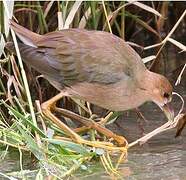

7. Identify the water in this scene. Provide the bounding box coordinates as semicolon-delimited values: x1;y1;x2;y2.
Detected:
0;150;33;179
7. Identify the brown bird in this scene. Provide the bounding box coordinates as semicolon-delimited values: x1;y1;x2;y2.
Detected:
6;20;174;149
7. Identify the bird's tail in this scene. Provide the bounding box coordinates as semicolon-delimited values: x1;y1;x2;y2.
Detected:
9;20;42;47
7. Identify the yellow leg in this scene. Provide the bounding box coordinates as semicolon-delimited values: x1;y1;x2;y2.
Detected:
41;92;127;151
73;112;113;134
74;126;91;133
54;107;127;146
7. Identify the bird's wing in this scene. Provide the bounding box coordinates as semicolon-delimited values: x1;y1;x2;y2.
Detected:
7;25;145;88
33;29;145;87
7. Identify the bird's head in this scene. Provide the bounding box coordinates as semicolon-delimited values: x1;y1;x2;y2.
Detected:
142;70;174;120
152;76;174;120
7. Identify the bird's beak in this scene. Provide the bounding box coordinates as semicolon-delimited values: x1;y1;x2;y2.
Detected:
162;103;174;121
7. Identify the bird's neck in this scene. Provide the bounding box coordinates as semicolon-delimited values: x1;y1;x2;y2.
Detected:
138;70;159;99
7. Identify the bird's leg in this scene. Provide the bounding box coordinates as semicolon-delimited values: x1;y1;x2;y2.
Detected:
73;112;113;133
135;108;147;136
72;112;113;135
41;92;81;140
41;92;127;150
73;112;115;134
54;107;127;146
74;126;91;133
42;93;114;149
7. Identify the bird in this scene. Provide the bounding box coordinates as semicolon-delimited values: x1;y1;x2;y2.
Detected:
6;20;174;150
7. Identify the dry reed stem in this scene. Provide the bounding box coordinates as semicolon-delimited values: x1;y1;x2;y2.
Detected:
175;64;186;86
3;0;38;128
145;10;186;53
128;113;185;148
149;9;186;68
102;0;112;34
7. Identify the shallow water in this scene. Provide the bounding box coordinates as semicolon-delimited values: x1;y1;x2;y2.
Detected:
76;137;186;180
0;150;32;179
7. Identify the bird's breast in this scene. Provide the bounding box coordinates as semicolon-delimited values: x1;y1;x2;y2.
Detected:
65;81;148;111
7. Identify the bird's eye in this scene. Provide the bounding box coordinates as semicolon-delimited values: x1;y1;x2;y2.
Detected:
163;92;169;98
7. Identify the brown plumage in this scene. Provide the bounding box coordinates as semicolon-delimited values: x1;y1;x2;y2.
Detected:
6;20;173;117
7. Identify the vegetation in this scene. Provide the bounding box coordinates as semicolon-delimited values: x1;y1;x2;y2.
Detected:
0;1;185;179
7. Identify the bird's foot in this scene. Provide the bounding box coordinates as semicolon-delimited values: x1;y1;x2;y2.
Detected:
41;92;128;153
54;135;127;153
